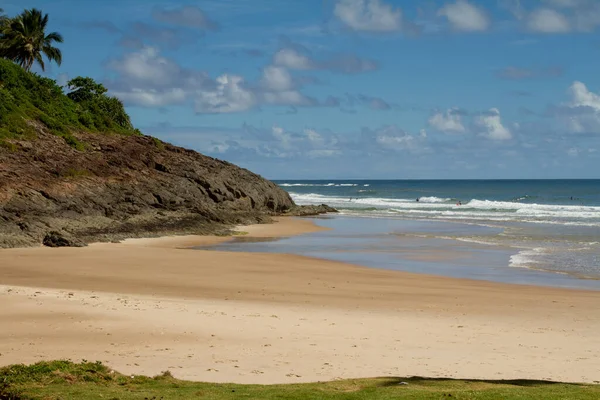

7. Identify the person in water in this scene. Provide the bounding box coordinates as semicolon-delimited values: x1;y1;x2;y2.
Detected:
456;201;462;206
416;197;419;202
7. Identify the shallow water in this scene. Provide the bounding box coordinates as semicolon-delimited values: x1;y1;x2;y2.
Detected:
197;216;600;291
278;180;600;279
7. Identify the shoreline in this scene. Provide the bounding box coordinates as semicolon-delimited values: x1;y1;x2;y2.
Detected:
1;216;599;384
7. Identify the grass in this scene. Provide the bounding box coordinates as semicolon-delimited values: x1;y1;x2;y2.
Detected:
59;167;93;178
0;361;598;400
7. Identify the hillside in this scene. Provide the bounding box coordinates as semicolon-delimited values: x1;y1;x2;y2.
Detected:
0;59;329;248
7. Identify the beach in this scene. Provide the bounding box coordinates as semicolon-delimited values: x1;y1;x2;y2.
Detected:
1;217;600;384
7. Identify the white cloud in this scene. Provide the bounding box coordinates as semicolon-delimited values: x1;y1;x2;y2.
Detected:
273;48;314;70
527;8;571;32
264;126;336;157
112;88;187;107
363;125;427;153
261;66;294;91
518;1;600;33
334;0;403;32
262;90;315;106
195;74;257;113
562;81;600;133
428;108;466;133
108;47;324;111
376;134;415;150
437;0;491;32
107;46;213;107
473;108;512;140
304;128;325;146
109;47;180;84
569;81;600;108
152;6;218;30
273;45;378;74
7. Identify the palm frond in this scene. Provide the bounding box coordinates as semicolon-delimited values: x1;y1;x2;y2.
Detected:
0;8;63;71
45;31;63;43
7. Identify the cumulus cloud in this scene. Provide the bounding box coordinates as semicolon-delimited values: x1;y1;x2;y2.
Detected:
558;81;600;133
195;75;257;113
357;94;391;110
334;0;403;32
152;6;219;30
496;66;563;80
107;47;324;112
107;47;213;107
517;1;600;33
116;88;188;108
273;46;378;74
360;125;428;153
261;66;295;91
428;108;466;133
527;8;571;32
473;108;512;140
273;48;314;70
437;0;491;32
258;65;317;107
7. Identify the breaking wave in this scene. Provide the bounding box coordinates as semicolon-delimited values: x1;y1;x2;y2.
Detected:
289;193;600;227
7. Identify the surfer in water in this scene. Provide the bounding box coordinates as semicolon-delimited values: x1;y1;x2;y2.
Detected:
456;200;462;206
416;197;419;202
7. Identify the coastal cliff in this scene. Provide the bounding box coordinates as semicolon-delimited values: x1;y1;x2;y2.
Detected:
0;127;304;247
0;59;334;248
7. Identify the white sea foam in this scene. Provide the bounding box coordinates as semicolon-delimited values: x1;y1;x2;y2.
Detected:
289;192;600;227
417;196;452;203
279;183;358;187
509;248;547;269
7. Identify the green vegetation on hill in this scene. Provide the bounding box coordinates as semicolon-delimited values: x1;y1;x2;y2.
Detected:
1;361;598;400
0;8;139;149
0;56;138;134
0;58;138;147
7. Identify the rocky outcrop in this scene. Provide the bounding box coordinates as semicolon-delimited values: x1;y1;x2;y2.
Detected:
284;204;338;216
0;127;332;248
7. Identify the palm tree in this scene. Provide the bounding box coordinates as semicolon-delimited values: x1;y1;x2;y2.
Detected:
0;8;63;72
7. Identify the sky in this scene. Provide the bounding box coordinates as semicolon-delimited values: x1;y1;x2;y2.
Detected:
4;0;600;179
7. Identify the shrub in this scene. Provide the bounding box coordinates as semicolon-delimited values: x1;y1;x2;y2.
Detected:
0;58;137;141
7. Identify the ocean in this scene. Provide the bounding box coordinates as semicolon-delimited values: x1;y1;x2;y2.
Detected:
276;180;600;283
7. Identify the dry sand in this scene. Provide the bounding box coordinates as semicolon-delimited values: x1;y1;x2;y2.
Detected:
1;217;599;384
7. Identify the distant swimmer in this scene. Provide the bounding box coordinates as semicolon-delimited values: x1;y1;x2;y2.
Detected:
416;197;420;202
456;201;462;206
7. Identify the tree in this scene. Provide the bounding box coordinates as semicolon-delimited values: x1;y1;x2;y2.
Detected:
0;8;7;25
0;8;63;72
67;76;108;102
0;9;9;52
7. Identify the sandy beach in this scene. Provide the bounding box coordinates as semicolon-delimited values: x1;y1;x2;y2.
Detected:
1;217;599;384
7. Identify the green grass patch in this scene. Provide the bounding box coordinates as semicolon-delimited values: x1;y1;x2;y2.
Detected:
0;361;598;400
152;136;166;151
60;167;92;178
0;138;18;151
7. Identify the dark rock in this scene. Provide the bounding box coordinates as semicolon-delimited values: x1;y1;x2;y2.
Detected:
284;204;338;216
42;231;86;248
0;129;299;248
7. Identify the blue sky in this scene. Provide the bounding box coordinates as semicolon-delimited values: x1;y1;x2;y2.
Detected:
4;0;600;179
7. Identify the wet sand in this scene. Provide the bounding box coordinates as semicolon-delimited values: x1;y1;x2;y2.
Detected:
1;217;599;384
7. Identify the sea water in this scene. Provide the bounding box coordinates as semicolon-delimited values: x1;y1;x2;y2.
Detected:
198;180;600;289
279;180;600;282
